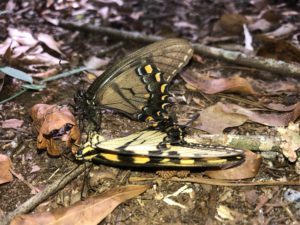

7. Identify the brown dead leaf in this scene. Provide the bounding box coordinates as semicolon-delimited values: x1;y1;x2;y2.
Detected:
1;119;23;129
205;150;262;180
84;56;110;70
181;72;257;95
196;103;248;134
196;102;300;133
11;185;149;225
265;23;297;39
37;33;64;56
220;102;300;126
249;19;272;32
277;123;300;162
8;28;38;47
265;102;300;112
219;13;248;35
31;104;80;156
261;9;282;23
257;35;300;63
0;154;13;184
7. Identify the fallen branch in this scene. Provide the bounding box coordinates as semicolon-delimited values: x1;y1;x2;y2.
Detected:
0;162;92;225
59;20;300;78
188;134;282;152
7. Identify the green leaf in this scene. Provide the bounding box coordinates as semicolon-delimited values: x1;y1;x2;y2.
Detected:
0;67;33;83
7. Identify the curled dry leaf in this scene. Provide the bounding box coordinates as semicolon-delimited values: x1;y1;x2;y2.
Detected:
257;35;300;64
0;154;13;184
10;185;149;225
37;33;64;56
219;13;248;35
30;104;80;156
277;122;300;162
181;71;257;95
196;102;300;133
205;150;262;180
0;118;23;129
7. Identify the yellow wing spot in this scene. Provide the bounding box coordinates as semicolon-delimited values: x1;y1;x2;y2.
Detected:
82;146;94;155
180;158;195;165
161;95;168;100
146;116;154;121
160;84;167;93
101;153;120;162
144;93;150;98
162;103;169;109
145;65;153;74
155;72;161;82
161;158;170;163
157;111;161;116
83;154;98;161
206;158;227;164
133;156;150;164
166;143;171;149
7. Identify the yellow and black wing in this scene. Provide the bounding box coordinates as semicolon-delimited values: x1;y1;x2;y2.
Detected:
82;38;193;122
76;129;245;169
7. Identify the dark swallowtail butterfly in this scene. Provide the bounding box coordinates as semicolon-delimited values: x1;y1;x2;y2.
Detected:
75;38;193;124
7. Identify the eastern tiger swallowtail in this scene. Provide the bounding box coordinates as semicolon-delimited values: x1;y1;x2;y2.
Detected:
75;122;245;168
75;38;193;124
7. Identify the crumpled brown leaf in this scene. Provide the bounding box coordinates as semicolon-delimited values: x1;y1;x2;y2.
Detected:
257;35;300;64
0;118;23;129
31;104;80;156
219;13;248;35
0;154;13;184
10;185;149;225
181;71;257;95
196;102;300;133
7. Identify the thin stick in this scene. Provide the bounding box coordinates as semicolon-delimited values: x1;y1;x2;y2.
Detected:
0;163;92;225
59;20;300;78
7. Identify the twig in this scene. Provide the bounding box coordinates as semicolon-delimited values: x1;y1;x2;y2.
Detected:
59;20;300;78
129;176;300;186
96;41;124;57
186;134;282;153
0;163;92;225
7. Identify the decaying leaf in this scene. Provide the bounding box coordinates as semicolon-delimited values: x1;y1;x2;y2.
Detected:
0;118;23;129
182;72;257;95
196;103;248;134
219;13;248;35
31;104;80;156
0;28;67;75
10;185;149;225
277;122;300;162
257;35;300;64
205;150;262;180
0;154;13;184
196;102;300;133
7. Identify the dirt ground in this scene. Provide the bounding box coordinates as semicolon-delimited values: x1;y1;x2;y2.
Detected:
1;0;300;224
